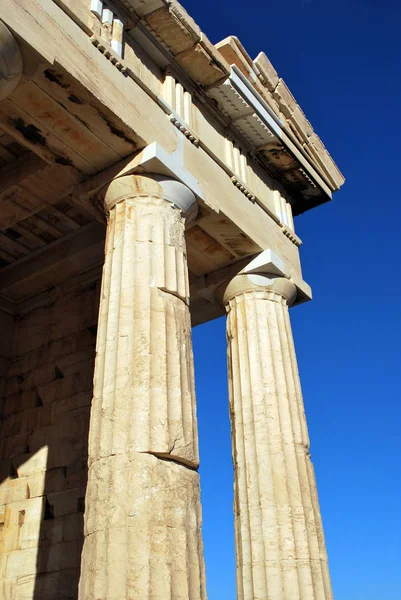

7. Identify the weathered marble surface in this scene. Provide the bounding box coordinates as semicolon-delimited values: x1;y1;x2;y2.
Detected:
224;274;332;600
79;175;206;599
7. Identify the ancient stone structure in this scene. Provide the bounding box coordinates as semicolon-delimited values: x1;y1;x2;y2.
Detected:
0;2;344;599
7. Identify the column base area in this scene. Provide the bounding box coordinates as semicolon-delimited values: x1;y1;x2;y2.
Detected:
79;452;206;600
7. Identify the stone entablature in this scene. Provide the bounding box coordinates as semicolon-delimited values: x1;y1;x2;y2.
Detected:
54;0;344;213
0;0;332;311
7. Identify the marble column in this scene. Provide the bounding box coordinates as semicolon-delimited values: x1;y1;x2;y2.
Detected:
79;174;206;600
223;273;332;600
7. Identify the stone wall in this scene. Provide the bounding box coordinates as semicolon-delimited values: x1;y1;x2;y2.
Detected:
0;273;101;600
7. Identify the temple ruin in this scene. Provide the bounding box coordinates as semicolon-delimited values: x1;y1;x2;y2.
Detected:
0;1;344;598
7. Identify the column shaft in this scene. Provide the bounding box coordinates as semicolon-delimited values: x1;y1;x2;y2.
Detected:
226;284;332;600
79;178;206;600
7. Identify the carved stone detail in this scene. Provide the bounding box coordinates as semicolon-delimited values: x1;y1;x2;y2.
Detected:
169;113;199;146
231;175;255;202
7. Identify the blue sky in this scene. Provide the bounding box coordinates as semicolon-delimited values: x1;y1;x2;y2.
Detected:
188;1;401;599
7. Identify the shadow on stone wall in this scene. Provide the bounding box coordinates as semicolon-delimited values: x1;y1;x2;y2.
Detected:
0;280;100;600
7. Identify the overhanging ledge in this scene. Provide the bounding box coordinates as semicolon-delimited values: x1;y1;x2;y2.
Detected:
208;66;335;215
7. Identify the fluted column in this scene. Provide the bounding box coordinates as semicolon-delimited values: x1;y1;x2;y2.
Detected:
224;273;332;600
79;174;206;600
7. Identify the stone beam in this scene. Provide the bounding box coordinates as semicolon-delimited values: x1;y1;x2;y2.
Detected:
73;142;303;284
0;153;47;199
191;249;311;309
0;20;23;101
0;162;83;231
0;221;105;302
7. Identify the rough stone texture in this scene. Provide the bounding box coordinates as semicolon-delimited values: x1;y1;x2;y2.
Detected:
0;308;14;407
0;273;100;599
0;2;342;598
272;80;297;119
81;453;204;600
176;38;228;87
145;2;229;87
145;4;201;55
253;51;279;93
224;275;333;600
0;21;23;101
78;175;206;599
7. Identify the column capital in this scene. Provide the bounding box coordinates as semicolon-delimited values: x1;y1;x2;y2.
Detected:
0;21;23;101
222;273;298;307
101;172;198;222
209;248;311;309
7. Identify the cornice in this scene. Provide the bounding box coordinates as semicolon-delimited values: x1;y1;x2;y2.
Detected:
217;37;344;184
207;68;334;215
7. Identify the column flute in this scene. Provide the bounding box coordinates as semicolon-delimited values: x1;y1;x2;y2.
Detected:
223;272;332;600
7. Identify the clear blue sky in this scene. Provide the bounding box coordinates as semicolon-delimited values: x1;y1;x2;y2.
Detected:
188;1;401;599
